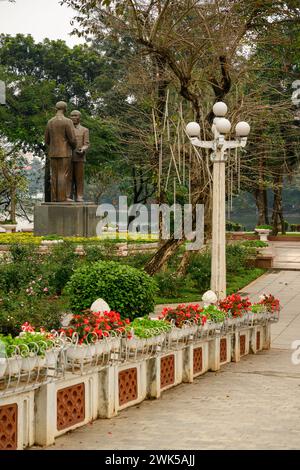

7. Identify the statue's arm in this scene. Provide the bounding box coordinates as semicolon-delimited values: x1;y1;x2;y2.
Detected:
66;121;77;149
81;128;90;152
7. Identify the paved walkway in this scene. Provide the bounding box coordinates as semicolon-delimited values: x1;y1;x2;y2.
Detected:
43;270;300;450
271;241;300;270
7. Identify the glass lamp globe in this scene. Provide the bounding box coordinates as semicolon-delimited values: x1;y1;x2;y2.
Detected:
186;122;200;138
216;118;231;134
235;121;250;137
213;102;228;117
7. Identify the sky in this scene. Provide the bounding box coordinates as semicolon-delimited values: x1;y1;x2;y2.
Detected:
0;0;84;46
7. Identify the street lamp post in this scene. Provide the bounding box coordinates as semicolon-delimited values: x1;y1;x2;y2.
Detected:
186;102;250;300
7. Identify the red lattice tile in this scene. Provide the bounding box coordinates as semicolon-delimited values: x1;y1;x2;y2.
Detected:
240;335;246;356
257;331;261;350
57;383;85;431
220;338;227;363
119;368;138;406
193;347;203;375
160;354;175;389
0;403;18;450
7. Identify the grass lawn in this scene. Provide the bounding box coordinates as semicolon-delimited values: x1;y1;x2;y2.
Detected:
155;268;265;305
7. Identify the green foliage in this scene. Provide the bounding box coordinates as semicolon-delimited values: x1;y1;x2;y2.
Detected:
0;243;80;296
129;317;171;338
226;244;254;273
0;332;54;358
0;244;41;292
226;221;245;232
42;243;79;294
154;271;194;299
290;224;300;232
203;305;226;323
65;260;158;320
255;225;273;230
187;251;211;291
251;304;266;314
241;240;268;248
227;269;265;295
0;295;67;337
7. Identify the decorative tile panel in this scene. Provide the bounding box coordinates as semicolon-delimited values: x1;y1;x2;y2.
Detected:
240;335;246;356
257;331;261;351
57;383;85;431
119;368;138;406
0;404;17;450
193;347;203;375
220;338;227;363
160;355;175;389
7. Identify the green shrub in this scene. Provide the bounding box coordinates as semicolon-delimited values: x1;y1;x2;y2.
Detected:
154;271;194;298
241;240;268;248
255;225;272;230
119;252;152;269
0;294;67;336
226;221;245;232
0;244;42;292
187;251;211;291
65;260;158;321
83;245;108;263
42;243;80;294
226;244;253;273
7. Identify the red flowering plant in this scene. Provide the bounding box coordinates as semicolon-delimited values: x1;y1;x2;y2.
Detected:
20;322;55;340
60;310;130;345
159;304;207;328
219;294;252;318
258;294;281;313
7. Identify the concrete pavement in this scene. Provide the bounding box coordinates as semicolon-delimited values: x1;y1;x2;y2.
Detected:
42;270;300;450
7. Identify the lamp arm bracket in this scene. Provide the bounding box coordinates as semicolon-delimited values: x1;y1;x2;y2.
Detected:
189;138;214;149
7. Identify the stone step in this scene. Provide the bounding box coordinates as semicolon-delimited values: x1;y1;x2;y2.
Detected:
273;262;300;270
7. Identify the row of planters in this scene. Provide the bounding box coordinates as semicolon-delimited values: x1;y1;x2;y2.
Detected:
0;293;280;389
0;293;280;450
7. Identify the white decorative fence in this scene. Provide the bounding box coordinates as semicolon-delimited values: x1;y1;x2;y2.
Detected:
0;314;277;450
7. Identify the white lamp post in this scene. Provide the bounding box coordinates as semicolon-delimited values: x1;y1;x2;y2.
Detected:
186;102;250;300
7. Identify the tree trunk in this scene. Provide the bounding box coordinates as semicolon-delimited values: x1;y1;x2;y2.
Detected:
271;174;283;235
44;157;51;202
263;189;269;225
176;250;192;277
254;189;266;226
144;237;184;276
10;188;16;224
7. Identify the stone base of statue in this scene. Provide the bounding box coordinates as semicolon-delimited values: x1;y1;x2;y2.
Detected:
34;202;100;237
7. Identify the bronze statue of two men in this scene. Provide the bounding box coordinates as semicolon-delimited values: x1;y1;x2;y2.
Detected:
45;101;90;203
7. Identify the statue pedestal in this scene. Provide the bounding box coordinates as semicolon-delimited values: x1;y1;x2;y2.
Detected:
34;202;100;237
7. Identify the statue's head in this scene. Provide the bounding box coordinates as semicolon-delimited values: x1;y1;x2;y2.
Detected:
70;110;81;125
55;101;67;113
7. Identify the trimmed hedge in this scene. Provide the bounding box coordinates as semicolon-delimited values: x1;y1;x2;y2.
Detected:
65;260;157;320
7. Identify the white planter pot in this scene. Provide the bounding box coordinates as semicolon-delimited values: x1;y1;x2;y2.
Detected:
0;357;7;378
45;349;60;367
66;344;95;361
108;337;121;352
95;340;110;355
125;338;145;350
255;229;271;242
6;356;21;375
36;356;46;368
169;328;183;341
0;223;17;233
21;355;38;372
